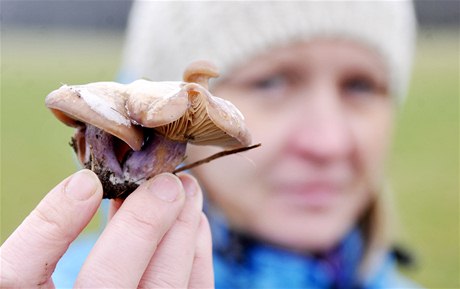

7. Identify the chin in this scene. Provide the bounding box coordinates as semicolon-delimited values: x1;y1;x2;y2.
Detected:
252;209;356;254
290;228;350;253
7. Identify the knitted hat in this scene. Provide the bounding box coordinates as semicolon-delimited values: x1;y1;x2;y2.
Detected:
120;1;417;101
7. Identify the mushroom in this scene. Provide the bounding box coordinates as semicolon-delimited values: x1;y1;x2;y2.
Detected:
45;61;252;199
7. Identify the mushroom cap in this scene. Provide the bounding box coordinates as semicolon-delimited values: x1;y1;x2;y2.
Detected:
183;83;251;147
45;82;144;151
127;81;251;147
125;80;189;127
46;61;251;149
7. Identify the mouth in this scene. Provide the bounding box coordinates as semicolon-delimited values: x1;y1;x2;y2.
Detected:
274;181;342;209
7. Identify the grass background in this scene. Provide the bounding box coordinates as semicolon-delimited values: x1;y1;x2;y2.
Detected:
1;28;459;287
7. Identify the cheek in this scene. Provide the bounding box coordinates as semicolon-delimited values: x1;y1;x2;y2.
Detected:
226;94;294;167
352;104;394;184
186;144;266;230
185;95;292;227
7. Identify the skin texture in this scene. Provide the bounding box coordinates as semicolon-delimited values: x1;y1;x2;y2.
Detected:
188;39;394;253
0;170;214;288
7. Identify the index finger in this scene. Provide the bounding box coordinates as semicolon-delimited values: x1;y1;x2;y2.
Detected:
0;170;103;287
75;173;186;288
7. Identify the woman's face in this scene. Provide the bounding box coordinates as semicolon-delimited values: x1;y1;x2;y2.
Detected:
187;39;394;252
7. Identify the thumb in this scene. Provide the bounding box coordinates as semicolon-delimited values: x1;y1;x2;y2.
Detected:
0;169;102;288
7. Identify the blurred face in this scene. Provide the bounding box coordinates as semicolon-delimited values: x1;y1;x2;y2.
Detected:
187;39;394;252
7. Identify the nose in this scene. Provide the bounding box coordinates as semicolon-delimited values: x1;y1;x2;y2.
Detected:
285;87;353;163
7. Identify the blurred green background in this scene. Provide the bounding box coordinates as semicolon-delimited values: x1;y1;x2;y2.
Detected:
1;2;459;288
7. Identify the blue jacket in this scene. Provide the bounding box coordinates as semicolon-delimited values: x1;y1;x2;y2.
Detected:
53;205;421;288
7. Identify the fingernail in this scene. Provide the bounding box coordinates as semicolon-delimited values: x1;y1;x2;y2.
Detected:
65;170;99;201
149;174;182;202
181;175;198;197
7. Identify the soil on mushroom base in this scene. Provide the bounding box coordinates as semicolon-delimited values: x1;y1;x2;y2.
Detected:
83;163;140;199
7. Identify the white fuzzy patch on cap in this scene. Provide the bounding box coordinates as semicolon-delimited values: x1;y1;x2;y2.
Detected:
129;80;184;99
72;86;131;126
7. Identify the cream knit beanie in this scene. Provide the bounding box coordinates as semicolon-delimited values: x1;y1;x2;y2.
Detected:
120;1;417;101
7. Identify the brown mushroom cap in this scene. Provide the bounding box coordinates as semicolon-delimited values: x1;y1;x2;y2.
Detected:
124;61;251;147
45;82;144;151
128;82;251;147
125;80;189;127
183;83;251;147
182;61;251;147
46;61;251;150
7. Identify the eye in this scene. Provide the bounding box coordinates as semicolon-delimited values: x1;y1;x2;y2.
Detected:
251;74;287;90
221;66;301;105
346;78;371;92
341;73;388;100
245;72;295;101
241;74;289;97
343;76;375;94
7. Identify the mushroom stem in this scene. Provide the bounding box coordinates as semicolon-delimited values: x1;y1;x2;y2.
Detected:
173;143;262;174
84;125;124;178
82;125;187;199
124;130;187;181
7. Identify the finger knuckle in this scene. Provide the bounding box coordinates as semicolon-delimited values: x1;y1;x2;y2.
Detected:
116;208;163;241
176;211;200;230
141;265;187;289
75;261;125;287
0;255;22;286
176;203;202;230
31;201;72;242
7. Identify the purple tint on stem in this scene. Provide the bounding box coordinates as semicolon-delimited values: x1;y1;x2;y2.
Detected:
125;132;187;179
85;125;124;178
81;125;187;199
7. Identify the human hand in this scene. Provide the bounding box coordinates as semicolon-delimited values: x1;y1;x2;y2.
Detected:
0;169;214;288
